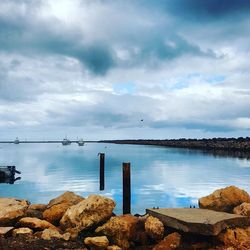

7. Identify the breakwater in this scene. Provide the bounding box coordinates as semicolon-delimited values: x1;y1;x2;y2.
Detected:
100;137;250;152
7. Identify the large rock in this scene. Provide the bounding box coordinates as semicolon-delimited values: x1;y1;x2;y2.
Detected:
25;208;43;219
153;232;181;250
95;214;138;249
28;204;47;212
19;217;58;231
199;186;250;212
60;195;115;232
0;227;14;236
12;227;33;236
41;228;70;241
84;236;109;249
107;246;122;250
43;191;84;225
43;203;70;225
0;198;29;226
233;202;250;217
47;191;84;208
218;227;250;248
145;215;164;240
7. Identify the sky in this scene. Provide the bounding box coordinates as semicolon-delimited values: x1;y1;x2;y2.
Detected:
0;0;250;140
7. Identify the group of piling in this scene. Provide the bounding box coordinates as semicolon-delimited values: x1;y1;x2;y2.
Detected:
99;153;131;215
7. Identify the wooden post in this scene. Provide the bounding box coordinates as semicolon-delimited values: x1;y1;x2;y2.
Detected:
123;162;131;214
99;153;105;190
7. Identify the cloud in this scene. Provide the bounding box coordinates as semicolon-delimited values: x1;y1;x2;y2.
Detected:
144;0;250;20
0;0;217;76
0;0;249;139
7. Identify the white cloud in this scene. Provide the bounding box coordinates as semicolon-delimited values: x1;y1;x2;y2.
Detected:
0;0;249;139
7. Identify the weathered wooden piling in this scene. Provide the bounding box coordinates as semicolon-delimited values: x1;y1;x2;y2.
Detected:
123;162;131;214
99;153;105;190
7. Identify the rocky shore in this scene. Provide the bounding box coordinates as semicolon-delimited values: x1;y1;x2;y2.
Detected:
1;186;250;249
100;137;250;153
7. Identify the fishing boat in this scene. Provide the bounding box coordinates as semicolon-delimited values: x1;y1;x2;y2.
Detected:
62;138;71;145
77;139;84;146
14;137;19;144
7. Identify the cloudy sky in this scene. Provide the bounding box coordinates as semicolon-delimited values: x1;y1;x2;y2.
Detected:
0;0;250;140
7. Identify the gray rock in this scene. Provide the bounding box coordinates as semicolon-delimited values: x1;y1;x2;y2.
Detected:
146;208;250;236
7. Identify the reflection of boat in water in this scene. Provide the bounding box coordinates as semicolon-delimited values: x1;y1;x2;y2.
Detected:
14;137;19;144
78;139;84;146
62;138;71;146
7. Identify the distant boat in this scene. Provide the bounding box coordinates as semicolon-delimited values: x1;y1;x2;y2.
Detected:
78;139;84;146
62;138;71;146
14;137;19;144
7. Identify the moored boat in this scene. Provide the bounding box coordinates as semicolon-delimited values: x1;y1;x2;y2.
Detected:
78;139;84;146
14;137;19;144
62;138;71;145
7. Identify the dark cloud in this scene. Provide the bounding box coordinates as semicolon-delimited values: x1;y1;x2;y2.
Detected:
138;34;215;63
142;0;250;21
0;14;115;75
0;0;217;76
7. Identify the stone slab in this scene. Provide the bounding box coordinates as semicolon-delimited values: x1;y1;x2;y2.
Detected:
146;208;250;236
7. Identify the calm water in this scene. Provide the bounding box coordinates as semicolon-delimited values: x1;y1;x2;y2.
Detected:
0;143;250;214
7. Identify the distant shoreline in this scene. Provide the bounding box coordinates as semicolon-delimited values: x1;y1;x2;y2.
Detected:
100;137;250;152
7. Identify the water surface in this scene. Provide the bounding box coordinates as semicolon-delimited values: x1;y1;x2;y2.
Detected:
0;143;250;214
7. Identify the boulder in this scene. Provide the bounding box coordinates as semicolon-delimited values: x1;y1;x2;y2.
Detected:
41;228;70;241
19;217;58;231
47;191;84;208
145;215;164;240
43;191;84;225
107;246;122;250
60;195;115;233
133;215;150;245
64;228;79;240
95;214;138;249
199;186;250;212
153;232;181;250
218;227;250;247
233;202;250;217
0;198;29;226
12;227;33;236
28;204;47;212
0;226;14;236
43;203;70;225
25;209;43;219
84;236;109;249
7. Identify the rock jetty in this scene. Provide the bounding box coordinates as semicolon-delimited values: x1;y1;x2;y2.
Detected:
0;186;250;249
101;137;250;153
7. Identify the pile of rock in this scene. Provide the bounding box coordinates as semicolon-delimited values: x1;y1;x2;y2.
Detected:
0;191;166;249
0;186;250;249
199;185;250;249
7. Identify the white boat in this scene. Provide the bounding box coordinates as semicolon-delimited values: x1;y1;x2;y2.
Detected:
77;139;84;146
14;137;19;144
62;138;71;145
